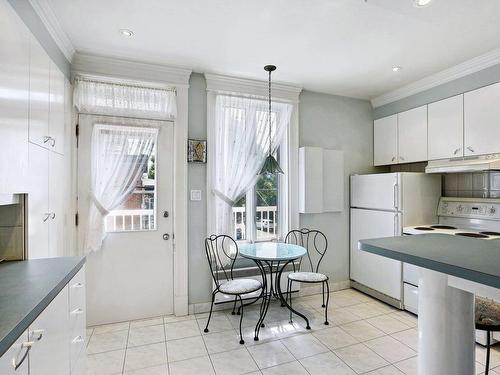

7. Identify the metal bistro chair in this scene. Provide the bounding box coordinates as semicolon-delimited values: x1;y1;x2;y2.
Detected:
285;228;330;325
475;296;500;375
204;234;264;344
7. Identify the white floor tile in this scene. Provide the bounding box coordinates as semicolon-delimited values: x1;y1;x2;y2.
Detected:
92;322;130;335
198;314;234;334
124;342;168;372
364;365;405;374
325;307;363;326
391;328;418;352
87;330;129;354
165;320;201;341
166;336;208;362
130;317;165;329
86;349;125;375
280;333;328;359
299;351;356;375
334;343;389;373
394;356;418;375
168;355;215;375
163;314;196;324
367;315;411;334
202;329;244;354
210;347;259;375
128;325;166;347
312;326;359;350
247;341;295;369
340;320;385;342
123;364;169;375
261;361;309;375
364;335;417;363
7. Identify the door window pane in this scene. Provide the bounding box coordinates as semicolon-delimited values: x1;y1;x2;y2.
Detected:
255;173;278;241
233;195;246;240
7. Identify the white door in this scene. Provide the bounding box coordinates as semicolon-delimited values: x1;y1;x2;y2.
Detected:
373;114;398;166
78;114;174;324
428;95;464;160
48;62;65;154
398;105;427;163
350;173;400;211
350;208;402;300
48;151;65;257
464;82;500;156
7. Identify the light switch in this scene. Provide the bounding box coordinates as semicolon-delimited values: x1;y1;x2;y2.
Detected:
190;190;202;201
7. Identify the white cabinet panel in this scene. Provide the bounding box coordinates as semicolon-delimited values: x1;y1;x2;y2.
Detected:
350;208;402;300
398;106;427;163
29;286;70;375
428;95;464;160
28;36;50;148
350;173;399;211
28;143;49;259
373;114;398;166
0;331;29;375
49;152;65;257
0;0;30;194
464;82;500;156
49;63;65;154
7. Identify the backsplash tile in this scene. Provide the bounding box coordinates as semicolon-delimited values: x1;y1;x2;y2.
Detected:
443;171;500;198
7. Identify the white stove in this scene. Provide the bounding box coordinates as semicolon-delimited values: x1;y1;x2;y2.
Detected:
402;197;500;345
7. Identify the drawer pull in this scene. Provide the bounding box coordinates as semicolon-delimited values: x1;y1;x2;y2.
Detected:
71;308;84;315
71;282;84;289
12;341;33;370
29;329;44;341
72;335;84;344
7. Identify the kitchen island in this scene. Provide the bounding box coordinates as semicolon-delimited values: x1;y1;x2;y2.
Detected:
360;234;500;375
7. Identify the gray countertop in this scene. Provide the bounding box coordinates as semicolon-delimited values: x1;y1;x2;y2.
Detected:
0;257;85;357
359;234;500;289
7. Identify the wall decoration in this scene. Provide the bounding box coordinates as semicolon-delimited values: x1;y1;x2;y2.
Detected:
188;139;207;163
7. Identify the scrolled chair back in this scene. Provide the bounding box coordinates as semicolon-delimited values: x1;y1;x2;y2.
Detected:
205;234;239;289
284;228;328;273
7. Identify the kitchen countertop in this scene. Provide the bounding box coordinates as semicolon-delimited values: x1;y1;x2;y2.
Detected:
0;257;85;357
359;234;500;289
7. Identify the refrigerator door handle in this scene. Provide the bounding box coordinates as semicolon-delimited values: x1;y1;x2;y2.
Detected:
393;183;399;210
394;213;398;236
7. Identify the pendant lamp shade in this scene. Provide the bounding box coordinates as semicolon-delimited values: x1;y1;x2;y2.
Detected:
259;65;284;176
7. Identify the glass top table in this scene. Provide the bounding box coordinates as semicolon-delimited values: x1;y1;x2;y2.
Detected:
239;242;307;261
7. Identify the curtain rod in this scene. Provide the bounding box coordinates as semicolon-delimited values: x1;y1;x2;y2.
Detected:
74;76;177;94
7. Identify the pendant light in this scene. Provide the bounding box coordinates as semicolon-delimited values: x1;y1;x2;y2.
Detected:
259;65;284;175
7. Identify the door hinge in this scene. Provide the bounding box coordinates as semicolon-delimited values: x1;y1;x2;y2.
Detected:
75;212;79;226
75;124;79;148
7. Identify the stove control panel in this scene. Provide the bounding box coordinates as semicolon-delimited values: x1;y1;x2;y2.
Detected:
438;199;500;220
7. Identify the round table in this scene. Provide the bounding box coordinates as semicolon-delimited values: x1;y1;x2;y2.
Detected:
239;242;310;341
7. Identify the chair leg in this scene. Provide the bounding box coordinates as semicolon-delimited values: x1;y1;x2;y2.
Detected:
238;295;245;344
231;297;237;315
485;330;491;375
322;282;326;308
204;291;216;333
324;281;330;325
289;280;293;324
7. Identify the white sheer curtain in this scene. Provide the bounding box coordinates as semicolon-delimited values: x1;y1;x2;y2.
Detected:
211;94;292;236
86;124;158;252
74;79;177;120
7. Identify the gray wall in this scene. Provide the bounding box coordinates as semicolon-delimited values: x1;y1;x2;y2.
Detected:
299;91;376;284
187;80;375;304
374;62;500;119
9;0;71;78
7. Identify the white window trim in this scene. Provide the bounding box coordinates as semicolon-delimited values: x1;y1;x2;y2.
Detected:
71;54;192;316
205;73;301;241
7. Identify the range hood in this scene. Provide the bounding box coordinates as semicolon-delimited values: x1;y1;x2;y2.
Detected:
426;154;500;173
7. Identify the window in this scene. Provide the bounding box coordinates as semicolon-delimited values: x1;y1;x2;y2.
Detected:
96;125;157;233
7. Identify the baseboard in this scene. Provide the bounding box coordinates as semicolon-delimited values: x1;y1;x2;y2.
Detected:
188;279;351;314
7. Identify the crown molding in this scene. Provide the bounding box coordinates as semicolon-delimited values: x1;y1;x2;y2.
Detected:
29;0;75;62
371;48;500;108
205;73;302;103
72;53;192;87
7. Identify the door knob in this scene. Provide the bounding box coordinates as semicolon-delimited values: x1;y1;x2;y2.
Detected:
163;233;170;241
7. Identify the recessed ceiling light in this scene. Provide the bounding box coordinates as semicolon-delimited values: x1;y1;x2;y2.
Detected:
392;66;402;72
413;0;432;7
119;29;134;37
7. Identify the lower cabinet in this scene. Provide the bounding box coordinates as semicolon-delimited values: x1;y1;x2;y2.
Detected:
0;266;86;374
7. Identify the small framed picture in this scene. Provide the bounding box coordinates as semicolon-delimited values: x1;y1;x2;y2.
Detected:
187;139;207;163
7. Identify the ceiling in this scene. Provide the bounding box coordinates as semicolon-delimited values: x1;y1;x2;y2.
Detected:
46;0;500;99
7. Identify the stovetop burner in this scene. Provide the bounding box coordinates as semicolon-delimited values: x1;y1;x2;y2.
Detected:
479;231;500;236
414;227;434;231
430;225;457;230
455;232;490;238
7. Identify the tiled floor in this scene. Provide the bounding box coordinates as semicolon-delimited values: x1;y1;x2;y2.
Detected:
86;288;500;375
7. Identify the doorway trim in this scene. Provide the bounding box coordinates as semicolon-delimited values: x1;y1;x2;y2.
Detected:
71;53;192;315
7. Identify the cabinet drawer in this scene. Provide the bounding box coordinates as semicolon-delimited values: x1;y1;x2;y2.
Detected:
70;331;85;371
69;266;85;312
71;347;86;375
403;283;418;315
0;331;29;375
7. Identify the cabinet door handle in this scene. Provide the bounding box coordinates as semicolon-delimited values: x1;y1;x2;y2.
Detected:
50;212;56;220
12;341;33;370
72;335;84;344
453;147;462;155
391;156;396;162
399;156;405;162
71;282;84;289
43;213;51;222
42;135;52;144
29;329;44;341
71;308;84;315
50;138;55;147
467;146;475;153
393;183;399;210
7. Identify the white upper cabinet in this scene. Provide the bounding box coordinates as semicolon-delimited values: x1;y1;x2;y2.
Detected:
464;82;500;156
28;36;51;149
0;0;30;194
397;106;427;163
373;114;398;166
49;62;65;154
428;95;464;160
48;152;65;257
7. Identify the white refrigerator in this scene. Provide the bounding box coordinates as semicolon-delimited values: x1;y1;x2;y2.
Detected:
350;173;441;305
